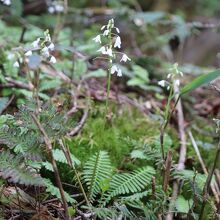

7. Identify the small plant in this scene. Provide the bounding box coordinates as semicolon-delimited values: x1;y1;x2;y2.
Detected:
93;18;131;114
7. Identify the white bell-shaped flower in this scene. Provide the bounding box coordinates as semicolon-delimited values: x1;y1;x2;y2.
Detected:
25;50;32;56
120;54;131;62
114;36;121;48
32;38;40;48
48;43;55;51
158;80;166;87
106;48;113;57
92;35;101;44
111;65;118;74
117;68;122;77
97;46;107;55
50;56;56;64
42;47;50;57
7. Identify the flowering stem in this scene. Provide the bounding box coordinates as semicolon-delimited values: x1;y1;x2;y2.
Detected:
105;20;113;116
105;67;112;114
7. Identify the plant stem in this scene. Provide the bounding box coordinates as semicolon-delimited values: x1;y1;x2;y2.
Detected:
105;20;113;116
105;69;112;114
59;139;90;206
199;139;220;220
31;114;70;219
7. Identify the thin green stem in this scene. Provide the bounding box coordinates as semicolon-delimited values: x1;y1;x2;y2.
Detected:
105;20;113;116
105;68;112;115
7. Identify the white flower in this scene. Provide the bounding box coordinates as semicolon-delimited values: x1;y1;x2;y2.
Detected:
48;6;55;14
111;65;118;74
92;35;101;44
13;61;19;68
25;50;32;56
48;43;55;51
114;36;121;48
117;68;122;77
32;38;40;48
174;79;180;86
97;46;107;55
101;25;106;30
55;4;64;12
103;30;109;36
45;34;51;42
158;80;166;87
1;0;11;5
106;48;113;57
120;54;131;62
111;65;122;76
42;47;50;57
49;56;56;64
115;27;120;33
167;73;171;79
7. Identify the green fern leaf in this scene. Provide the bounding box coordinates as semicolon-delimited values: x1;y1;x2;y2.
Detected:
52;149;80;166
103;166;155;205
44;178;76;204
0;151;44;186
83;151;112;202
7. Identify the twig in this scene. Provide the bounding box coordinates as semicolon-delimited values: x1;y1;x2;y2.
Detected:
199;139;220;220
0;95;14;115
5;77;34;90
188;131;219;203
31;114;70;220
67;109;89;136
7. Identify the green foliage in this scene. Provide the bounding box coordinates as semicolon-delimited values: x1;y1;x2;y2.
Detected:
181;69;220;95
127;65;149;89
0;97;8;114
69;103;160;167
174;195;193;214
44;178;76;204
0;150;44;186
83;151;112;202
102;166;155;205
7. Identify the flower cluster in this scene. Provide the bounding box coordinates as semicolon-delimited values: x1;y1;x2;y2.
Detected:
48;1;64;14
8;30;56;69
158;63;183;89
1;0;11;5
93;18;131;77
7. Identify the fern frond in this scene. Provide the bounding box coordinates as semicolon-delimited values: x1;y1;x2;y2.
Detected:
121;190;149;201
83;151;112;202
41;149;80;172
102;166;155;205
52;149;80;166
0;151;44;186
43;178;76;204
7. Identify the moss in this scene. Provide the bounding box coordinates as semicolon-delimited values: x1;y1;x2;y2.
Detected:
67;102;161;168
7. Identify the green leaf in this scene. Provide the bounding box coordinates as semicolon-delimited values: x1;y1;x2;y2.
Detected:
85;69;107;78
0;97;9;114
74;59;87;79
175;196;193;213
181;69;220;95
133;65;149;81
127;78;146;86
44;178;76;204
